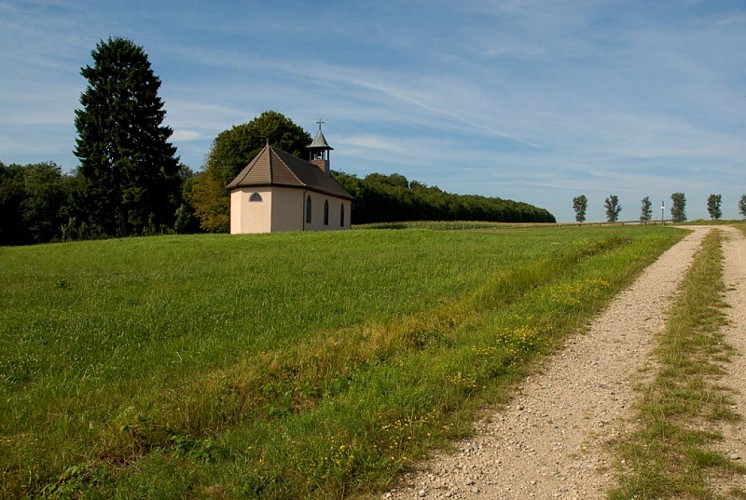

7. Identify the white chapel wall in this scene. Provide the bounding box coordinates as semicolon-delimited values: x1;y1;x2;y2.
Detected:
230;188;272;234
270;187;304;232
302;191;351;231
231;186;352;234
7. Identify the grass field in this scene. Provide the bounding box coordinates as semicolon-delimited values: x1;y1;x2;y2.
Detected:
0;225;683;497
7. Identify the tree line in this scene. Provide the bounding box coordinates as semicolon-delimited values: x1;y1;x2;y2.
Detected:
333;172;555;224
1;155;554;246
571;193;746;223
0;160;196;246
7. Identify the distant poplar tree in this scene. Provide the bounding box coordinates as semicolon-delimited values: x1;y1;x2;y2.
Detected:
604;194;621;222
739;194;746;219
572;195;588;223
640;196;653;222
670;192;687;223
74;37;181;237
707;194;722;220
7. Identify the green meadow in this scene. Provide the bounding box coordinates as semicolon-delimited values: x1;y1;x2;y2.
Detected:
0;225;683;498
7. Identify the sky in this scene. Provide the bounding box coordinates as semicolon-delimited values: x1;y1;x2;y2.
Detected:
1;0;745;222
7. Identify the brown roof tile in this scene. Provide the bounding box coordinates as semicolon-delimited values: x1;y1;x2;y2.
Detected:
226;144;353;200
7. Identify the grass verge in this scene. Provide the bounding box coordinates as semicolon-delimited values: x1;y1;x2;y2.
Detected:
609;229;746;499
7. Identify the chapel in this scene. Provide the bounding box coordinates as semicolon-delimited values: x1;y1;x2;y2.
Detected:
227;122;353;234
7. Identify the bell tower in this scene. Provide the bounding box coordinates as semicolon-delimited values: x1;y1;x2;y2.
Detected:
306;118;334;174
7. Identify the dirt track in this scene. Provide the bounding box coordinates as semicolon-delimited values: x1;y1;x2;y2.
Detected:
386;226;746;499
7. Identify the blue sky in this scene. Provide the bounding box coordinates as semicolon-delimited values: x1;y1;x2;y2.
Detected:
1;0;745;222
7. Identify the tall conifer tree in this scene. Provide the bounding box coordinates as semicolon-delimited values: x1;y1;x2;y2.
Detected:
74;37;180;237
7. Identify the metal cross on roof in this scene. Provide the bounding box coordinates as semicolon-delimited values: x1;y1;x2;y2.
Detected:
316;118;324;131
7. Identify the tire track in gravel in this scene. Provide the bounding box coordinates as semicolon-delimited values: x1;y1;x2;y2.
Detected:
385;226;712;500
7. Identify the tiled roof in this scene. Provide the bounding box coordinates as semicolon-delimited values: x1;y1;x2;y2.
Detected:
226;144;353;200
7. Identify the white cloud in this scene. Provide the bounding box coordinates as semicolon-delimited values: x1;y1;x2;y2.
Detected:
170;130;201;141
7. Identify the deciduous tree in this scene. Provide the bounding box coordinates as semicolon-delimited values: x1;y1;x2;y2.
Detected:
604;194;621;222
640;196;652;222
671;192;687;223
189;171;230;233
739;194;746;219
572;195;588;223
20;162;71;243
0;163;27;245
0;162;78;244
74;37;181;237
190;111;311;232
707;194;722;220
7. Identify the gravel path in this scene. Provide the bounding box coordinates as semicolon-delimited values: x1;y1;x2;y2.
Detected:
386;226;728;499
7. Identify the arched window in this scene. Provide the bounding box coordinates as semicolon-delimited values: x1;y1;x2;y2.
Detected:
249;192;262;202
323;199;329;226
305;195;312;224
340;203;345;227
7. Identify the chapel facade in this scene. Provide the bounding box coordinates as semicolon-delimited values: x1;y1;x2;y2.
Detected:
227;123;353;234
